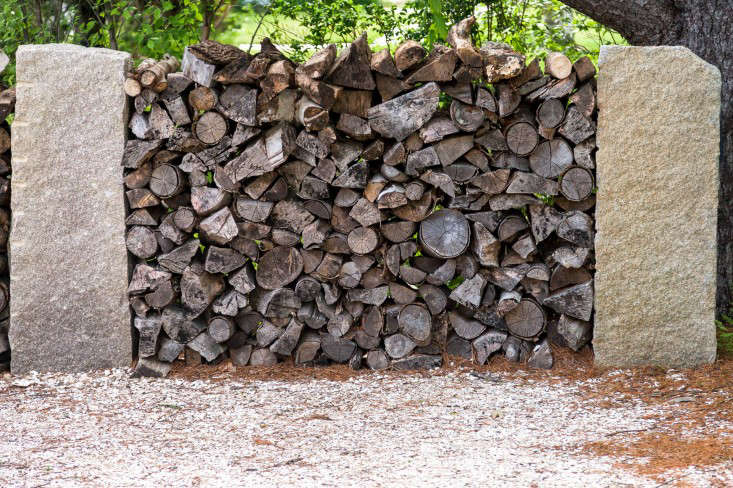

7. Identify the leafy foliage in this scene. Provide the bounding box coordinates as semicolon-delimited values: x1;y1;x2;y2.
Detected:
403;0;625;61
1;1;230;85
221;0;408;61
1;0;625;86
716;303;733;356
220;0;623;62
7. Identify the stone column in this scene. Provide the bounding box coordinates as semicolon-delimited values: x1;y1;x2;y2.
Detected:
594;46;720;368
9;45;132;373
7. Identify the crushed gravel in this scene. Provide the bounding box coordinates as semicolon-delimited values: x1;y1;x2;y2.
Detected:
0;368;729;487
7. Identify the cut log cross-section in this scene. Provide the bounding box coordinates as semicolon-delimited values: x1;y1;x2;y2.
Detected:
419;209;470;259
347;227;379;254
530;139;574;178
256;246;304;290
536;98;566;129
560;166;595;201
194;111;228;145
450;100;484;132
149;164;184;198
505;122;539;156
504;299;546;340
545;52;572;79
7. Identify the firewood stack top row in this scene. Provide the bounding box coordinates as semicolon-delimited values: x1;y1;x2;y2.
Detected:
0;85;13;371
123;16;597;378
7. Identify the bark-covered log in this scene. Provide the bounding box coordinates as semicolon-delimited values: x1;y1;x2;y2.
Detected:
140;54;179;89
556;211;594;248
327;33;375;90
447;16;482;67
480;42;525;82
543;280;594;321
368;82;440;141
558;105;596;144
573;56;596;83
394;40;426;72
406;46;457;83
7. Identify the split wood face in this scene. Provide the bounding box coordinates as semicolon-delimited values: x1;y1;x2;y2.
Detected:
122;24;598;377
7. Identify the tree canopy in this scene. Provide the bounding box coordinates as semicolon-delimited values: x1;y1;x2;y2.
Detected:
0;0;623;86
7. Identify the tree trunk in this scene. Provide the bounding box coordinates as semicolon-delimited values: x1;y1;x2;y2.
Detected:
561;0;733;315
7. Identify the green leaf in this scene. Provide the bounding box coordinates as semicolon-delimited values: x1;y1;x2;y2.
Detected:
446;276;465;290
520;206;529;222
533;192;555;206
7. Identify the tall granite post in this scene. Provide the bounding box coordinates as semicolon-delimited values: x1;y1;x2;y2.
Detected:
9;45;132;373
594;46;720;368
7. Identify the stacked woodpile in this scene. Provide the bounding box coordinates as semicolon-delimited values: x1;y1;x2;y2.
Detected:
124;17;597;378
0;85;13;371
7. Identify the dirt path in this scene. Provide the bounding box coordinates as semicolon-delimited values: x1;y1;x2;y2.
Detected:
1;364;730;487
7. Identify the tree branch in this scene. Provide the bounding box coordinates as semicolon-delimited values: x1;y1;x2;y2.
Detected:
559;0;680;44
248;6;271;55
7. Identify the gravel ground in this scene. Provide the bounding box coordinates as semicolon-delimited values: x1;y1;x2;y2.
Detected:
0;368;729;488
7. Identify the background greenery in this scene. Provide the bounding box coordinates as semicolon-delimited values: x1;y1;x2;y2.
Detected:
0;0;624;86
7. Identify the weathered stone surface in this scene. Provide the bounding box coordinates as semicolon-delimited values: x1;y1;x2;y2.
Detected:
9;45;133;373
594;46;719;369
